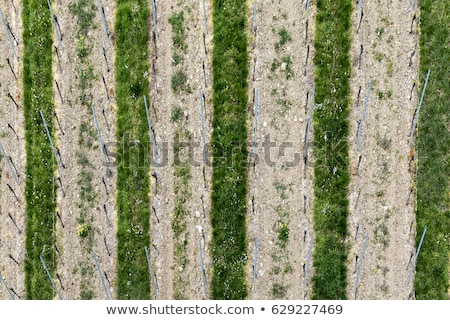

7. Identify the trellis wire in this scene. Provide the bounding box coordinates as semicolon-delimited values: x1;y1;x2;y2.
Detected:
354;233;369;299
252;237;258;294
0;8;17;59
304;85;315;168
46;0;63;51
355;80;372;152
39;255;63;300
252;89;259;158
97;0;110;46
91;103;109;169
0;271;14;299
144;246;158;299
144;95;157;163
202;0;207;36
199;91;207;165
406;227;427;286
40;110;64;179
92;251;110;299
198;240;207;298
151;0;158;43
0;143;19;184
302;233;314;297
409;69;430;148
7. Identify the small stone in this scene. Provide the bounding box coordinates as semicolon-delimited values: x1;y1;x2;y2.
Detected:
263;121;267;127
195;211;201;218
280;63;287;71
196;225;203;234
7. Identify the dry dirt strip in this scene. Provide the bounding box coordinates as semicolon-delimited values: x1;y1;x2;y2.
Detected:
0;0;26;300
147;0;214;300
248;0;316;299
52;0;117;300
347;0;418;299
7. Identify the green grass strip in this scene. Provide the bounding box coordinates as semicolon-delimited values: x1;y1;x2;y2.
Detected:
211;0;249;299
115;0;151;299
22;0;57;299
414;0;450;299
312;0;352;299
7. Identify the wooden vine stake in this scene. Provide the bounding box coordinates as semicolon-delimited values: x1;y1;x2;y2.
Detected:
302;233;314;299
356;0;363;32
199;240;207;298
409;69;431;148
145;246;158;299
91;102;110;175
354;233;369;299
97;0;111;47
252;88;259;161
151;0;158;44
355;80;372;152
0;271;15;299
39;255;63;300
46;0;63;52
199;91;207;165
305;0;310;42
144;95;157;164
0;143;19;184
252;238;258;295
0;8;17;59
40;110;64;179
304;85;315;176
92;251;110;299
406;227;427;286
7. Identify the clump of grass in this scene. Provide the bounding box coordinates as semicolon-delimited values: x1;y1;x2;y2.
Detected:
415;0;450;299
311;0;352;300
171;106;183;123
169;11;190;95
275;27;292;51
277;222;289;248
269;180;292;298
376;133;392;151
171;70;190;93
271;55;294;80
70;0;96;105
271;283;287;298
168;11;187;52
